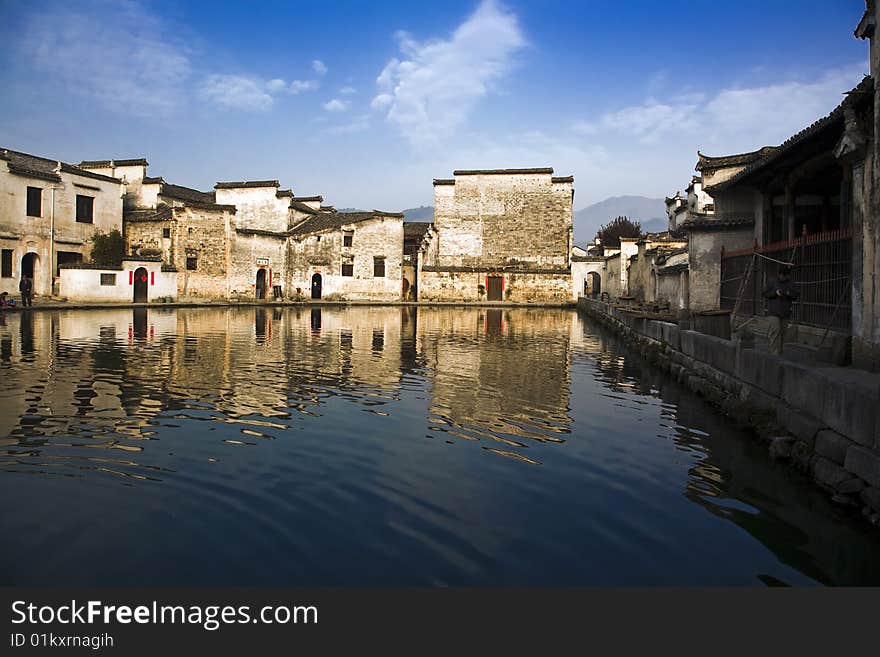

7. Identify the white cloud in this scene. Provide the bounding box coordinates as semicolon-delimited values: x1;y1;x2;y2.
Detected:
313;59;328;75
290;79;320;94
339;86;357;95
371;93;393;109
266;78;287;93
20;0;192;116
200;74;277;111
323;99;349;112
372;0;526;146
574;65;866;148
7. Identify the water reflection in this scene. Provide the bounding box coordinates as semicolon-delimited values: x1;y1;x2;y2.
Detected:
0;306;877;586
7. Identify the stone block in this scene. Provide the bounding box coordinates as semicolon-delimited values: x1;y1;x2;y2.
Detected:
811;455;851;490
781;362;826;416
844;445;880;488
836;477;866;494
814;429;854;466
644;320;663;342
861;486;880;513
775;405;822;446
769;436;795;460
736;348;785;398
660;322;680;351
679;330;697;359
821;379;876;448
791;440;813;471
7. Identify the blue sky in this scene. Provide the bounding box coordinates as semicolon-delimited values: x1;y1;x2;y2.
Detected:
0;0;870;210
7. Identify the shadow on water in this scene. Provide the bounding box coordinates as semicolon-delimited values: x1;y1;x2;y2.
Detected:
0;306;877;586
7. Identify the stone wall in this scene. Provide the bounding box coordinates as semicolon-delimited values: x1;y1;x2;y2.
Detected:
687;227;753;311
418;269;572;303
173;206;233;299
229;232;288;300
578;296;880;525
288;216;404;301
431;171;573;270
215;185;289;233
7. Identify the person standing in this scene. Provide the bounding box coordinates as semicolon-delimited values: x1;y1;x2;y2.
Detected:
18;276;33;307
763;265;798;355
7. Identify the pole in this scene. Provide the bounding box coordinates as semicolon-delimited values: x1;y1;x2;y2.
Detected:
50;185;56;296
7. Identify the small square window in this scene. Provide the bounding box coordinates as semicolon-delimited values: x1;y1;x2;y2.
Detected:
76;195;94;223
373;257;385;277
343;231;353;247
100;273;116;286
341;261;353;277
188;227;194;234
1;249;13;277
162;228;171;238
316;235;321;242
186;256;197;271
27;187;42;217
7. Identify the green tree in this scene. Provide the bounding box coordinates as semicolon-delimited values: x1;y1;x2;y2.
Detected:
90;229;126;267
595;216;642;249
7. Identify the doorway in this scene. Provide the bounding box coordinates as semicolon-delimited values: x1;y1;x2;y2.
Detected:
256;268;267;300
21;252;39;294
311;273;322;299
487;275;503;301
133;267;148;303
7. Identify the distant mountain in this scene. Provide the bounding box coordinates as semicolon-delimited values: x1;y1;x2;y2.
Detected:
574;196;666;246
400;206;434;222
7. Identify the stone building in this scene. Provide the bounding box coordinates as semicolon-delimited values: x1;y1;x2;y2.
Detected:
419;168;574;302
0;148;124;297
287;210;405;300
403;221;433;300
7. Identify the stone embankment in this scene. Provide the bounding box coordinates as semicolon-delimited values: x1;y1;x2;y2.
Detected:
578;296;880;527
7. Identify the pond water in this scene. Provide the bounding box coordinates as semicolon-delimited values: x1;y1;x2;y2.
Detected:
1;306;878;586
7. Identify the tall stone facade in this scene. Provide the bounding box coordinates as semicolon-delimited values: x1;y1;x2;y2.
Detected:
419;168;574;302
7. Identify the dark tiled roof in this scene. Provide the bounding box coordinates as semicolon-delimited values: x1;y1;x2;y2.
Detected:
289;210;401;237
176;200;235;212
422;264;570;274
452;167;554;175
680;215;755;231
143;176;165;184
551;175;574;183
276;189;293;198
404;222;432;239
79;158;148;168
293;195;323;202
432;179;455;186
214;180;279;189
1;148;123;183
124;206;173;222
706;76;874;193
236;228;289;238
160;182;215;205
695;147;777;172
290;200;320;215
320;205;336;212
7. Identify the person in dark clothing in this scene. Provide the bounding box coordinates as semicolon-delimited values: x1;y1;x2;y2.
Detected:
763;265;798;355
18;276;33;307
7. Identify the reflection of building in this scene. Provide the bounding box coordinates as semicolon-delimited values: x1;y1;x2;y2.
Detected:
417;308;573;459
0;148;125;297
419;168;575;302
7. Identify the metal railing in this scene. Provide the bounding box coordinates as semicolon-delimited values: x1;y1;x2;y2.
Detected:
720;228;852;331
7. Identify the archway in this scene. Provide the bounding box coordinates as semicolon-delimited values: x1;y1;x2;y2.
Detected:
21;252;39;296
133;267;148;303
586;271;601;296
255;268;267;300
311;273;322;299
402;277;410;300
